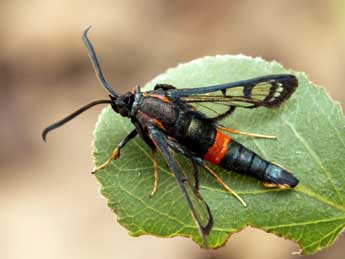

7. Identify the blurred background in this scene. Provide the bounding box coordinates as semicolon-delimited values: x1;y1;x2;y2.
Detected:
1;1;344;259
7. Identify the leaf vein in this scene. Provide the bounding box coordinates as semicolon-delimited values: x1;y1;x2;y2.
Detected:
264;216;345;230
116;180;194;228
281;117;344;204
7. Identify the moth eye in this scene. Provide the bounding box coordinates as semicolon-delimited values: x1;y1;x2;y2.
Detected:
124;95;133;105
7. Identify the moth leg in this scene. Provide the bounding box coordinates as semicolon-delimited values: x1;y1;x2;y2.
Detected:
148;126;212;248
92;129;137;174
150;149;159;197
166;139;246;207
217;125;276;139
202;164;247;207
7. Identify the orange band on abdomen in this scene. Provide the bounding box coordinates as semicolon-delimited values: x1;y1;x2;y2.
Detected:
203;130;231;165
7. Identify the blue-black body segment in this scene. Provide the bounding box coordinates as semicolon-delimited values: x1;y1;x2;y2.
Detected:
220;140;298;187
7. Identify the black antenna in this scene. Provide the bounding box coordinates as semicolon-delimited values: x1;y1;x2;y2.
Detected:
42;99;113;142
83;26;118;97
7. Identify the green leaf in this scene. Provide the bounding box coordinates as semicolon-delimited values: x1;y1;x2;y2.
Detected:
93;55;345;255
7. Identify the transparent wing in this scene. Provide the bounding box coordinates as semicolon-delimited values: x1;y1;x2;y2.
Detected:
167;141;213;237
148;127;213;247
167;74;298;119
